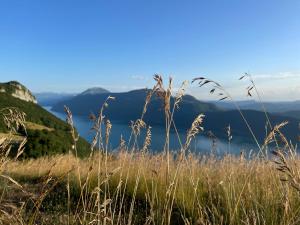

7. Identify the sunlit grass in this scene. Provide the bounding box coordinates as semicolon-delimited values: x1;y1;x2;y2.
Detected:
0;75;299;225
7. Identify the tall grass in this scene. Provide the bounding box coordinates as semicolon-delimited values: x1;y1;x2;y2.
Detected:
4;151;300;225
0;75;299;225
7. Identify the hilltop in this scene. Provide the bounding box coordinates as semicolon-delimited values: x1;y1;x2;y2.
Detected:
0;82;90;158
0;81;37;103
78;87;110;96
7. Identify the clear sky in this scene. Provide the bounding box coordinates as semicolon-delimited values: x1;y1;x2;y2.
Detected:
1;0;300;100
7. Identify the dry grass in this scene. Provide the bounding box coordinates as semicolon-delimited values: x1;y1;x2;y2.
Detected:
0;75;299;225
0;132;25;142
3;152;300;225
25;121;54;131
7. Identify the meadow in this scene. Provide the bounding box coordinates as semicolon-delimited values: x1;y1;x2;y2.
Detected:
0;75;299;225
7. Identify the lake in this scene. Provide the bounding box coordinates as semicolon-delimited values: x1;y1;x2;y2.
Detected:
45;107;252;155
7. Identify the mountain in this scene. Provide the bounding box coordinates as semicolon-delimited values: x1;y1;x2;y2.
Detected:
34;87;109;107
52;88;219;122
52;89;300;143
0;82;89;158
203;110;299;143
78;87;110;96
0;81;37;103
214;100;300;113
35;92;76;106
277;110;300;120
212;100;256;110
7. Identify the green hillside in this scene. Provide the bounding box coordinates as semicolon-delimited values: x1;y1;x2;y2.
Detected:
0;92;90;158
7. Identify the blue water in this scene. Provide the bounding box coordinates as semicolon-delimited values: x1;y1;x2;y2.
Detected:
45;107;247;154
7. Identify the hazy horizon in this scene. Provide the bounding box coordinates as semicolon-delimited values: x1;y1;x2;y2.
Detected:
30;84;299;103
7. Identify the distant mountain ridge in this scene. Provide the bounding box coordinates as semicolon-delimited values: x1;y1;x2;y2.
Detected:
277;110;300;120
214;100;300;113
35;87;110;106
35;92;76;106
52;88;300;143
52;88;219;120
79;87;110;96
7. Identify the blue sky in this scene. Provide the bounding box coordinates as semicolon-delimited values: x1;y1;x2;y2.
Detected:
0;0;300;100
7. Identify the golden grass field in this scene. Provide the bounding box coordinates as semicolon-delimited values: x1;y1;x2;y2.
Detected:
2;151;300;225
0;75;299;225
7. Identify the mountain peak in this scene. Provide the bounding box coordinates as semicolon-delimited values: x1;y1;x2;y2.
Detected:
79;87;110;96
0;81;37;103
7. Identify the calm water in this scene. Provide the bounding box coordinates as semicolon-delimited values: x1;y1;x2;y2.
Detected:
45;107;249;155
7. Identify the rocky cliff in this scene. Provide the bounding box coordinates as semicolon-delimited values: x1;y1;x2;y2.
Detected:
0;81;37;103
